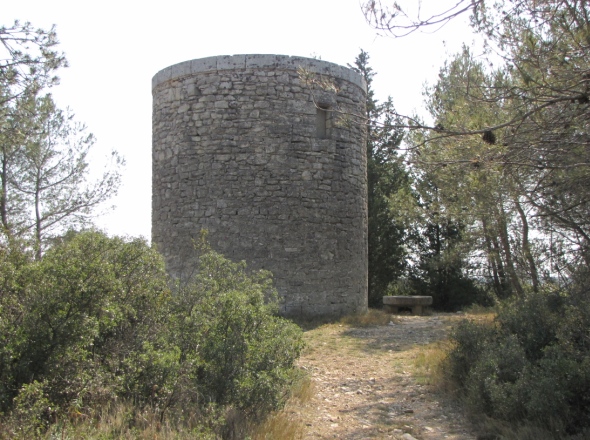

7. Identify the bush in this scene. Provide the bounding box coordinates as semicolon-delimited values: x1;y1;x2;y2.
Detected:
10;381;54;438
0;231;169;413
168;237;304;426
0;231;304;438
447;282;590;435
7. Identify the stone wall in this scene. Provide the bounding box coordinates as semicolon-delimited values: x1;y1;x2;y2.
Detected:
152;54;368;318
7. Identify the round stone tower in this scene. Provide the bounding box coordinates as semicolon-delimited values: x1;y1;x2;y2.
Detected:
152;54;367;318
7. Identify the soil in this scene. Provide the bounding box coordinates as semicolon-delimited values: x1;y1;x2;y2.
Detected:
290;313;480;440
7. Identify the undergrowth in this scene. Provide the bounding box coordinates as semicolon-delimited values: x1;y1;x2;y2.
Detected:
444;283;590;438
0;231;304;439
250;371;315;440
412;341;454;390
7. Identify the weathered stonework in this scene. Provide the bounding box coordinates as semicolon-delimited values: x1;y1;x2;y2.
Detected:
152;54;368;318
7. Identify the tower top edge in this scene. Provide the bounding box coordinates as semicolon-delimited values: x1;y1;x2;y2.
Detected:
152;54;367;93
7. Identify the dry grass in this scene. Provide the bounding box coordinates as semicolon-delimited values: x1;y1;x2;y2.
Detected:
338;308;394;327
411;341;458;393
462;305;498;325
0;402;217;440
289;370;316;404
462;303;496;315
250;370;314;440
249;410;304;440
0;373;316;440
290;308;395;331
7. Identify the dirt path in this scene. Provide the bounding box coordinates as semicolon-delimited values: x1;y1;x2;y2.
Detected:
290;314;479;440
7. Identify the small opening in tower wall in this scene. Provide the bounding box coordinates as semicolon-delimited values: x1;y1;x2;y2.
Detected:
316;104;329;139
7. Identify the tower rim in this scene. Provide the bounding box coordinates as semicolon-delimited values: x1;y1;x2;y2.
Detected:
152;54;367;93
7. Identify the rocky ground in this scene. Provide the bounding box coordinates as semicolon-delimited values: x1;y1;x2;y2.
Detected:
288;313;480;440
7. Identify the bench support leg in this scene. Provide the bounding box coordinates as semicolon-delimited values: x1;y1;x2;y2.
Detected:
412;305;423;315
384;305;399;314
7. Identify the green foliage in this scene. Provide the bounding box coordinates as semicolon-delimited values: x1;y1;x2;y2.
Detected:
408;211;485;311
447;280;590;434
396;44;557;304
352;50;485;311
391;164;487;310
17;95;122;256
169;237;304;423
0;231;169;413
367;150;409;307
0;22;122;253
10;381;53;438
0;21;65;106
369;1;590;285
0;230;303;438
352;50;410;307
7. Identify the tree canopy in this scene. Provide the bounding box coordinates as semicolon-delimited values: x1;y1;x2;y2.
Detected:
363;0;590;274
0;21;122;255
351;50;410;306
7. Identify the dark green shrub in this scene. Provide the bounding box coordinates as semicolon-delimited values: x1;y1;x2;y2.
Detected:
169;238;304;424
447;284;590;435
463;334;529;420
446;319;497;385
10;381;54;439
494;291;563;361
0;231;169;414
0;231;304;437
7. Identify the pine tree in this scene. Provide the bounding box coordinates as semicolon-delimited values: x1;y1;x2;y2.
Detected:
352;50;410;307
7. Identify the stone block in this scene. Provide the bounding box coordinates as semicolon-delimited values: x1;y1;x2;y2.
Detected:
152;65;173;89
245;54;279;69
169;61;191;79
217;54;246;70
190;56;218;73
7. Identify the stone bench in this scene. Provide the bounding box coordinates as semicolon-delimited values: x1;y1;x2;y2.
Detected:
383;296;433;315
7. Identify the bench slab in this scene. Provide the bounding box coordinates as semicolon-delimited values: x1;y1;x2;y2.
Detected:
383;296;433;315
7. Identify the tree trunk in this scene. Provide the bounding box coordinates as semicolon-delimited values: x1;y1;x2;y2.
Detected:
34;176;42;260
482;217;503;296
514;199;539;292
497;203;524;296
0;154;10;237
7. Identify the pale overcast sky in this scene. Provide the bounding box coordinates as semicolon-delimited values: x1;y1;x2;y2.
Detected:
3;0;475;240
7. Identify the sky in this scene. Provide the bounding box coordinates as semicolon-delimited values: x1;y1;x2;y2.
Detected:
3;0;476;240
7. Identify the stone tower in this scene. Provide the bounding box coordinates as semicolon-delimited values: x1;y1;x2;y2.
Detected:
152;54;367;318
